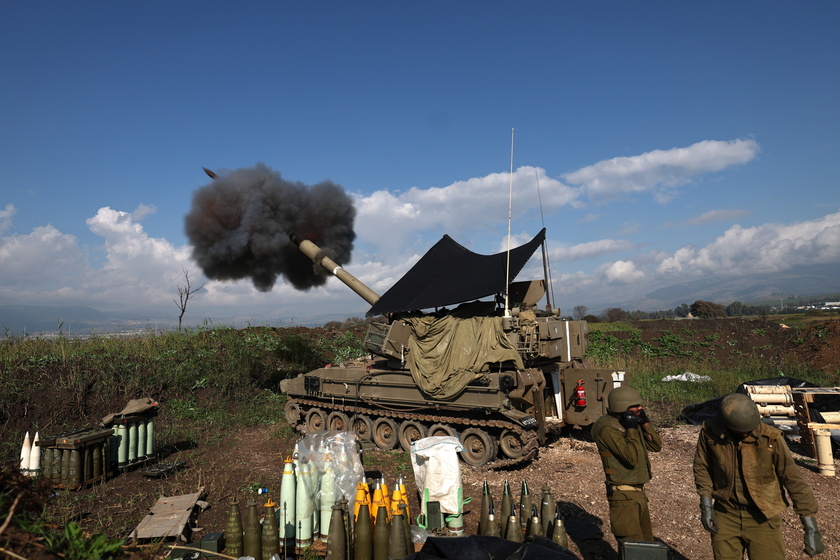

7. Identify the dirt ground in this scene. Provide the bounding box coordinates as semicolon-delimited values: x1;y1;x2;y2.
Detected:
3;318;840;559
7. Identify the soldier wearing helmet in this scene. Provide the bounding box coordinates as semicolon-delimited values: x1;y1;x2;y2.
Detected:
591;385;662;543
693;392;824;559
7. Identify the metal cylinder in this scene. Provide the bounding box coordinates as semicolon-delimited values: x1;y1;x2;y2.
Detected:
53;449;64;482
746;385;792;395
60;449;70;483
447;512;464;536
478;479;490;536
822;412;840;423
137;419;147;460
485;511;500;538
243;500;262;560
68;449;82;487
145;418;155;457
756;404;795;417
540;484;555;536
373;505;389;560
527;505;543;537
815;428;835;477
387;511;408;560
40;447;52;480
354;502;373;560
225;498;244;558
320;459;336;542
327;504;347;560
549;502;568;549
505;514;523;543
93;443;103;478
519;480;531;533
279;457;297;549
750;393;794;404
116;423;128;466
128;422;138;463
295;461;313;549
500;480;512;538
262;498;280;560
83;447;93;482
292;234;380;306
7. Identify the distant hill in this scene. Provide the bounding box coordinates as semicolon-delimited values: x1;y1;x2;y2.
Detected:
623;263;840;312
0;305;172;336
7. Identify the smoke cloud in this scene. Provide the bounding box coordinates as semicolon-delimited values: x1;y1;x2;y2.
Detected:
184;163;356;292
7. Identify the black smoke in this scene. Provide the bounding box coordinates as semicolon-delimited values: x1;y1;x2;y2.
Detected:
184;163;356;292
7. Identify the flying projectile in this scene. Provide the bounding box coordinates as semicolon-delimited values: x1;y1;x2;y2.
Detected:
202;167;217;179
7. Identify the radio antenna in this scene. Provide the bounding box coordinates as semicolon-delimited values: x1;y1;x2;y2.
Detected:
504;128;514;318
534;169;556;310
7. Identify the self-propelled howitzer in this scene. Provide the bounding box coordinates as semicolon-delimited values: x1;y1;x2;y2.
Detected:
280;231;624;467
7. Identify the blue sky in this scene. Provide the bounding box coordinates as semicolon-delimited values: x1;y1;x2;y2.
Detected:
2;2;839;326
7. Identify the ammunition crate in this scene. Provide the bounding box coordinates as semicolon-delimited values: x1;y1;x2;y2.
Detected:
620;540;668;560
110;413;157;470
37;427;114;490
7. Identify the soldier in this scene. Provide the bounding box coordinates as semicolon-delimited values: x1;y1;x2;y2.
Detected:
693;392;825;559
591;386;662;542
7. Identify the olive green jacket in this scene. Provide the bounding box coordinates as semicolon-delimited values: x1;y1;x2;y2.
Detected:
592;413;663;486
693;415;818;518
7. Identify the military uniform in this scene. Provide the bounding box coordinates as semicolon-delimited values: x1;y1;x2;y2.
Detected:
591;407;662;541
693;393;823;559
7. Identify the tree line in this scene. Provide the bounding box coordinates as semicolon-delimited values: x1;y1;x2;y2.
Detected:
573;300;797;323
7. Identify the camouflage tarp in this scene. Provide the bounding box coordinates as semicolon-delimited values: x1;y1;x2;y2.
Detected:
404;314;523;400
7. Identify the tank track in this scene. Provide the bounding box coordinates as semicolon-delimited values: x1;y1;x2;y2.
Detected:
288;397;539;469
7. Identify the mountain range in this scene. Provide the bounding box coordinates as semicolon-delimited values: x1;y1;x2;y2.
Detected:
2;264;839;336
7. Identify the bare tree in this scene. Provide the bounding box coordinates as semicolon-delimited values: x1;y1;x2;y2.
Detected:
573;305;589;321
174;268;205;330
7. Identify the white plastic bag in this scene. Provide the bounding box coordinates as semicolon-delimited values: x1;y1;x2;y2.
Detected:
410;436;463;515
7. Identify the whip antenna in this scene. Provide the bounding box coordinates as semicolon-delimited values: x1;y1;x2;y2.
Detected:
534;169;556;310
504;128;514;318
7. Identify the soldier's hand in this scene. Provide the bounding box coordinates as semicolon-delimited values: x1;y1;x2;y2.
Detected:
700;497;718;535
619;411;639;430
637;409;651;425
801;516;825;556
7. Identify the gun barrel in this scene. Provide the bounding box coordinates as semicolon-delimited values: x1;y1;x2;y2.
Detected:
289;233;380;306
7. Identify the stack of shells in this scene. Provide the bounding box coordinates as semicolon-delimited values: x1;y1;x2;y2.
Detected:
477;479;569;549
224;454;413;560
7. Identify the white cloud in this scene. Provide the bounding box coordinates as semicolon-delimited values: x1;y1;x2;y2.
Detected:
601;260;648;284
0;225;87;290
665;209;752;227
0;204;16;233
552;239;636;262
82;207;198;305
355;166;580;258
563;139;760;203
656;210;840;277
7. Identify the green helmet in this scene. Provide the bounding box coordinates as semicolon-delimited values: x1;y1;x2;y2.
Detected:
720;393;760;432
608;386;642;413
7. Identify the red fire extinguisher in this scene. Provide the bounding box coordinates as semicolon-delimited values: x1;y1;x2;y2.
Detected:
575;379;586;407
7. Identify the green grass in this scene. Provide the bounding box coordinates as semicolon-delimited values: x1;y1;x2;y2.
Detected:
0;326;366;463
586;338;837;422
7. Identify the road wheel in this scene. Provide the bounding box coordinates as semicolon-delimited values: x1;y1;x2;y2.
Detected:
499;429;526;459
372;417;398;450
459;427;497;467
284;401;302;426
305;408;327;433
352;415;373;442
398;420;428;452
428;423;459;438
327;411;351;431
